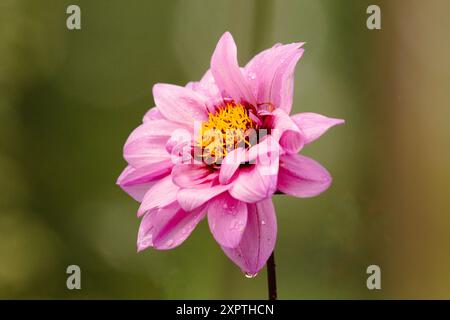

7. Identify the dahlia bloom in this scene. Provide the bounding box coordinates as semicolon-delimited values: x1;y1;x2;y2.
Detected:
117;32;344;275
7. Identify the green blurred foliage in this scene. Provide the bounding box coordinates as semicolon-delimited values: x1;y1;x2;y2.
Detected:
1;0;449;299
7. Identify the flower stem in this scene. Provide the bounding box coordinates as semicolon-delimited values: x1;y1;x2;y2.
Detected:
267;251;277;300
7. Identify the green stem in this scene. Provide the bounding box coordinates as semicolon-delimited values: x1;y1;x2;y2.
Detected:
267;251;277;300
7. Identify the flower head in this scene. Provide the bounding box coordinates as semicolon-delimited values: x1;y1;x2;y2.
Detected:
117;32;344;275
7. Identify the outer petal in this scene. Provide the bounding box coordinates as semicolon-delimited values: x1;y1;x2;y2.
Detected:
118;180;155;202
245;42;304;113
143;107;164;122
177;182;230;212
207;193;247;248
137;202;206;251
153;83;209;125
291;112;345;144
172;163;214;188
127;119;188;144
137;175;179;217
210;32;256;105
277;153;332;198
124;119;188;168
271;108;304;154
116;163;172;201
117;162;172;187
124;135;170;168
219;147;246;184
220;198;277;275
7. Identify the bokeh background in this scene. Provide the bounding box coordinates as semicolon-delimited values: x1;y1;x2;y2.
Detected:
1;0;449;299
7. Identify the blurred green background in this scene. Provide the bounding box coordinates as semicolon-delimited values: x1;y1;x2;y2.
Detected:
1;0;450;299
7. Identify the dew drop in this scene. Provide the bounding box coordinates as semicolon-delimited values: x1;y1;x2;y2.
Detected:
261;220;266;225
248;72;256;80
223;202;236;214
229;219;238;230
245;272;258;278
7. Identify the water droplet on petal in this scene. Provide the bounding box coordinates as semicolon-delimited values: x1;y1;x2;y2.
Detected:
261;220;266;225
234;220;244;232
248;72;256;80
245;272;258;278
223;202;236;214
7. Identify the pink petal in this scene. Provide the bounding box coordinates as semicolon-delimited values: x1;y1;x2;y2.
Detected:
119;180;156;202
164;128;193;162
137;175;179;217
219;147;246;184
143;107;164;122
229;163;278;203
172;163;214;188
245;42;304;113
137;202;206;251
186;69;220;104
126;119;186;144
207;193;248;248
117;163;172;201
153;83;208;125
277;153;332;197
246;135;281;163
124;135;170;168
177;182;230;212
220;198;277;274
229;137;280;203
291;112;345;144
124;119;190;168
210;32;256;105
117;162;172;187
271;108;304;154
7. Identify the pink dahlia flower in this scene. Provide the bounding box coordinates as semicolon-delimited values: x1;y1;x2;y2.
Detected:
117;32;344;275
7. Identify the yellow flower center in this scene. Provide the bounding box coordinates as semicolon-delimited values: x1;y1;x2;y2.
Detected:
197;102;255;162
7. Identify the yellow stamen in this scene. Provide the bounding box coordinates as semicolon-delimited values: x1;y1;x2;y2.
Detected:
197;102;255;162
